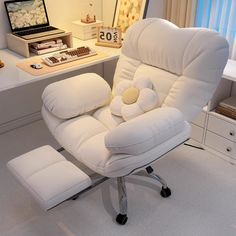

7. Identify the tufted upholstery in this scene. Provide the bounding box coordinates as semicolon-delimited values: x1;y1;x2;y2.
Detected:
42;18;228;177
113;18;229;121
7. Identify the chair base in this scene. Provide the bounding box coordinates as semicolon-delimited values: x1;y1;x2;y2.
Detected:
116;165;171;225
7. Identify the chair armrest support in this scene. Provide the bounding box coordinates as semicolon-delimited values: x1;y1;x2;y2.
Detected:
105;107;186;155
42;73;112;119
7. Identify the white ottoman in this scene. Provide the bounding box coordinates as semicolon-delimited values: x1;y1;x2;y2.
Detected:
7;145;92;210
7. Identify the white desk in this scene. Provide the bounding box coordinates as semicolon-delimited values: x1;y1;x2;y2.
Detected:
1;41;234;91
0;38;121;92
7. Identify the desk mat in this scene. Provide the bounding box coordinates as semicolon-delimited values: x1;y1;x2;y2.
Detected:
16;51;108;76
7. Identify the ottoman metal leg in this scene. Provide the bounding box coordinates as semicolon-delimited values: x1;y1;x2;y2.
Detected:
116;177;128;225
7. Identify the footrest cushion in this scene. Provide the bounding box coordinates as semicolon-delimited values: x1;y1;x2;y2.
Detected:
7;145;92;210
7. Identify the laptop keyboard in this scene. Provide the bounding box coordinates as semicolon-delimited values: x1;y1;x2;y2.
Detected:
15;26;58;36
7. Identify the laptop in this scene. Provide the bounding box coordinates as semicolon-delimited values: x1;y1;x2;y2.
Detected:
4;0;65;40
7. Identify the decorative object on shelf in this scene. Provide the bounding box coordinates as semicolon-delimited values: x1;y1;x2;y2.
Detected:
0;60;4;68
215;96;236;120
81;14;96;24
96;26;122;48
113;0;149;35
81;2;96;24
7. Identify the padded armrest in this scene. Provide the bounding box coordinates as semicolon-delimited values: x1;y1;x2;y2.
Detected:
42;73;112;119
105;107;186;155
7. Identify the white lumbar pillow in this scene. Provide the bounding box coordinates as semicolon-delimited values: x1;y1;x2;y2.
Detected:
42;73;112;119
110;77;159;121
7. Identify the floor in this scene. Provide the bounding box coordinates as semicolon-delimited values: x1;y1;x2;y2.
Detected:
0;120;236;236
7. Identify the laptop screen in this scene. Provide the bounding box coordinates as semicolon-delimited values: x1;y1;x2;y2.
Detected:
4;0;49;32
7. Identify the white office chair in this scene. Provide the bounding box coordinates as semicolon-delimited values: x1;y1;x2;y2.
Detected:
41;18;228;224
9;18;228;225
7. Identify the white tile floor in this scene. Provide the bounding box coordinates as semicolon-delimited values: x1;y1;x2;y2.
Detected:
1;120;236;236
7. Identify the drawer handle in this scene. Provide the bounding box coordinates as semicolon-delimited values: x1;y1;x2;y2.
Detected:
229;131;235;136
226;147;232;152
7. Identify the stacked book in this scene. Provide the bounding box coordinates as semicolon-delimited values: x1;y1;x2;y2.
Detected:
215;96;236;120
29;39;67;55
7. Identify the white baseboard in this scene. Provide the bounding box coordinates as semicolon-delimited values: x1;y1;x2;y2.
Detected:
0;112;42;135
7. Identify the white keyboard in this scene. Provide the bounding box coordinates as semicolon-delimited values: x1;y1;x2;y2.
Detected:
42;46;97;66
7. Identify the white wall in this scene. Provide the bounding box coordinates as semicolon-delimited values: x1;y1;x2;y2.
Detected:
0;0;163;49
102;0;117;26
45;0;102;31
146;0;164;18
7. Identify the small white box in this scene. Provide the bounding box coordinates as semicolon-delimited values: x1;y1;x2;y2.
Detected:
72;20;103;40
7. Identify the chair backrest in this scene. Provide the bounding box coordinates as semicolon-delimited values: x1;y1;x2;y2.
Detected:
112;18;229;121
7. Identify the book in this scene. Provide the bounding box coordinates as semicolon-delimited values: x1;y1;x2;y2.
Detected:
29;44;67;55
215;96;236;120
30;39;63;50
219;96;236;110
215;105;236;120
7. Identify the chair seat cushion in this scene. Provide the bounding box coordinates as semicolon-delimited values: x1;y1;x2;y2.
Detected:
77;122;191;177
51;108;191;177
54;115;108;157
93;106;124;130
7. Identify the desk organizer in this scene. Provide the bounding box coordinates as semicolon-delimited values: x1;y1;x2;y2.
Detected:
7;32;73;58
72;20;103;40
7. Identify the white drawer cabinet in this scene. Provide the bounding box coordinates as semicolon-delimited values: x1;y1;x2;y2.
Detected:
204;112;236;161
72;20;103;40
190;59;236;163
207;114;236;142
205;131;236;159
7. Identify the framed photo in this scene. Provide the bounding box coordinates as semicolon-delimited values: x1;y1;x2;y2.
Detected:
113;0;149;35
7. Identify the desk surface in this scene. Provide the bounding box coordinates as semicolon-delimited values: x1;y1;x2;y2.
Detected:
0;39;235;92
0;38;121;92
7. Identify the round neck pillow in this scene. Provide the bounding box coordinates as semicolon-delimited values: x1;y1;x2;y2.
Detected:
110;77;160;121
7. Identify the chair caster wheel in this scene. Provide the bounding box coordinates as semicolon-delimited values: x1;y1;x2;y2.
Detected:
160;186;171;198
116;214;128;225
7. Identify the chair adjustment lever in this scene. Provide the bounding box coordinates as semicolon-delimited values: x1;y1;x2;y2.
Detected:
146;166;154;174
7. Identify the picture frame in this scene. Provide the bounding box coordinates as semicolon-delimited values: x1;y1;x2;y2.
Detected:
112;0;149;35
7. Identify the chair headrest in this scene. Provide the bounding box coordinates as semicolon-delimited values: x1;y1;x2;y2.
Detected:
122;18;229;76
